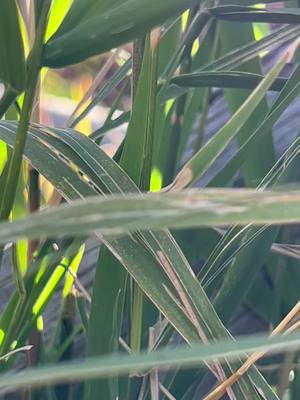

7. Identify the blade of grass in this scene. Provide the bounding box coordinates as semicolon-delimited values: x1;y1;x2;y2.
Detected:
0;332;300;395
0;1;51;221
210;5;300;24
169;48;288;191
3;189;300;241
70;57;131;129
218;17;274;186
202;24;300;71
43;0;202;67
0;122;276;398
86;31;160;400
0;0;26;117
210;63;300;187
170;71;288;91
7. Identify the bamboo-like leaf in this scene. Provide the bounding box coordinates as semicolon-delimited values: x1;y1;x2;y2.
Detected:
0;122;271;398
210;5;300;24
210;63;300;186
169;49;287;191
205;64;300;327
43;0;200;67
202;25;300;72
170;71;287;91
70;58;131;129
0;0;26;116
89;111;130;142
51;0;124;38
218;12;274;186
120;34;159;189
212;147;300;328
1;331;300;395
1;189;300;242
0;0;26;94
86;32;160;400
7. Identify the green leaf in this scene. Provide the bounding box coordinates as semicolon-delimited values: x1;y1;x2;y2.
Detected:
2;189;300;242
210;5;300;24
0;0;26;94
170;71;287;91
0;122;271;398
169;49;287;191
86;33;160;399
0;0;26;115
51;0;123;38
210;63;300;187
89;111;130;142
1;331;300;395
202;25;300;72
212;138;300;325
70;58;131;129
43;0;201;67
120;34;159;189
218;19;274;186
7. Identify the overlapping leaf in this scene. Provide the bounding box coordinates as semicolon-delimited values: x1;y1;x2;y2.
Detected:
0;121;271;398
1;189;300;242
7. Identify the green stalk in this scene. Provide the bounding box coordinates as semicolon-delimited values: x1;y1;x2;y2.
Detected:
0;89;16;120
164;7;197;185
132;38;146;99
193;23;220;154
130;284;144;353
130;38;149;354
0;0;51;222
130;32;160;353
0;0;51;356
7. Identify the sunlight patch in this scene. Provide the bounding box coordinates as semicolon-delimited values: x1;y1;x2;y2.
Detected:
0;329;5;346
150;167;163;192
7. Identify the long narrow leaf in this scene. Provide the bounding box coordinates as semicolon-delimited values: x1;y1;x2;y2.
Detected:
1;332;300;395
169;50;287;190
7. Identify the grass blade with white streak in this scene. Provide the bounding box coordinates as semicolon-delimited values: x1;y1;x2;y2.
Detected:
2;189;300;242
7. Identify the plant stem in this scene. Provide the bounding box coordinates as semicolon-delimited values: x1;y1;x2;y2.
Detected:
193;88;210;154
0;0;51;222
130;37;146;354
164;7;196;185
132;38;146;98
130;31;160;353
0;89;16;120
0;0;50;356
